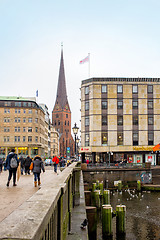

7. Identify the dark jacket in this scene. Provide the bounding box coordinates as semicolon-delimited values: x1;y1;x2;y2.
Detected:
24;156;32;167
5;152;19;170
33;156;45;174
19;156;25;168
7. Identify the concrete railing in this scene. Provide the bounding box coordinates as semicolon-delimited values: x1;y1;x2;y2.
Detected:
0;162;83;240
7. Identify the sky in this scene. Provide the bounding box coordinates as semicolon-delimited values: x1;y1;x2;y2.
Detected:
0;0;160;138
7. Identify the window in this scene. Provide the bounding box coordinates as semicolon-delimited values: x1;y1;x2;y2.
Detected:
117;132;123;145
15;102;21;107
65;121;66;126
35;118;38;123
102;101;107;109
117;116;123;126
133;85;138;93
102;133;108;144
15;118;20;122
28;136;32;142
148;132;154;145
35;110;38;114
56;114;59;118
28;109;32;114
23;102;27;107
148;100;153;109
23;109;26;114
4;136;9;142
133;100;138;109
15;136;20;142
68;121;69;126
58;120;60;125
133;116;138;125
117;85;123;93
85;86;89;95
15;127;20;132
148;85;153;93
133;132;138;146
117;100;123;109
4;102;11;107
23;127;26;132
15;109;17;113
35;136;38;142
35;127;38;133
85;117;89;126
85;101;89;111
23;136;26;142
4;118;10;122
102;85;107;93
102;115;107;125
148;115;153;125
28;118;32;123
4;127;10;132
23;118;26;123
85;134;89;146
66;114;68;118
28;102;31;107
4;109;10;113
28;127;32;132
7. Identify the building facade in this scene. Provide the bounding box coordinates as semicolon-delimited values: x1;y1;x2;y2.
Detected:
52;48;74;157
80;78;160;165
50;125;59;158
0;96;46;159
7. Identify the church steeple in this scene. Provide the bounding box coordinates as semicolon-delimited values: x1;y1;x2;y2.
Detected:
55;44;68;109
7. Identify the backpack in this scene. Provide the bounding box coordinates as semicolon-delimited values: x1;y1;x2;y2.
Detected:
10;156;17;168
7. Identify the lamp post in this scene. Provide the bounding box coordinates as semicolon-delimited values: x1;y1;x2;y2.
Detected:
72;123;79;157
76;136;80;160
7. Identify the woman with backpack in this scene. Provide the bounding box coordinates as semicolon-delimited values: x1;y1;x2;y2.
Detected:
32;155;45;187
5;149;19;187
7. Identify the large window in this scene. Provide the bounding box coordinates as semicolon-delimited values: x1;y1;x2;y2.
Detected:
85;117;89;126
28;136;32;142
28;127;32;132
4;136;9;142
117;85;123;93
148;85;153;93
102;101;107;109
15;136;20;142
102;115;107;125
148;132;154;145
117;100;123;109
148;115;154;125
148;100;153;109
117;116;123;126
133;132;138;146
85;101;89;111
85;134;89;146
133;100;138;109
102;133;108;144
85;86;89;95
133;116;138;125
28;118;32;123
102;85;107;93
133;85;138;93
117;132;123;145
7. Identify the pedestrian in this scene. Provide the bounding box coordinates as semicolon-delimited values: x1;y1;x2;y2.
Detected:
5;148;19;187
0;158;3;173
52;155;59;174
32;155;45;187
19;156;25;175
24;155;32;175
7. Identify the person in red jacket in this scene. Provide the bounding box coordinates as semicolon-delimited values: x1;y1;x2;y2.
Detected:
52;156;59;174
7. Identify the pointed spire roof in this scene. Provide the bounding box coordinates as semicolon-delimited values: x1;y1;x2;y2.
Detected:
55;44;68;109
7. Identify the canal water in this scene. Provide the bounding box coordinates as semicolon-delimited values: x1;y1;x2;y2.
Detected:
97;190;160;240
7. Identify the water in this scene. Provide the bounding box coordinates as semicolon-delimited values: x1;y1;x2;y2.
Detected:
97;190;160;240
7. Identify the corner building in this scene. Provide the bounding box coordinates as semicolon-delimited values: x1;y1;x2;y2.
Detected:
80;78;160;165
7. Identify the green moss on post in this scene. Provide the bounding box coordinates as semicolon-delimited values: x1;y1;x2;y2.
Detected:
103;190;110;204
99;181;103;195
116;205;126;235
102;206;113;238
137;180;141;191
118;180;122;192
93;190;101;209
92;183;97;192
96;180;100;189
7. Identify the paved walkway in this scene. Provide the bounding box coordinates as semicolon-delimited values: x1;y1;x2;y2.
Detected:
0;167;60;223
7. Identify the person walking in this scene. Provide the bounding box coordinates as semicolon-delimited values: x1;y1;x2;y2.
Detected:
5;149;19;187
24;155;32;175
0;158;3;172
32;155;45;187
52;156;59;174
19;156;25;175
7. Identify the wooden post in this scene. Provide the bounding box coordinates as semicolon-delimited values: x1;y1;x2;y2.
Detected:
103;190;110;204
84;191;91;206
86;206;97;240
92;183;97;192
96;180;100;189
137;180;141;191
118;180;122;192
116;205;126;235
99;181;103;195
93;190;101;209
102;206;113;238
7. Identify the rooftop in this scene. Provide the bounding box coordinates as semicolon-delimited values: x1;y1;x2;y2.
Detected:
0;96;36;102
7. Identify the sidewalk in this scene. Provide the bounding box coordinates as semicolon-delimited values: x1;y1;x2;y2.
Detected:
0;167;59;223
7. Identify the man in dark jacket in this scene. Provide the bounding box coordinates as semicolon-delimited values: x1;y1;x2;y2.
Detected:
33;155;45;187
24;156;32;175
19;156;25;175
5;149;19;187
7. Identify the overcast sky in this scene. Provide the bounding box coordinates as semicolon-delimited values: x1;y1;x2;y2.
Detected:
0;0;160;138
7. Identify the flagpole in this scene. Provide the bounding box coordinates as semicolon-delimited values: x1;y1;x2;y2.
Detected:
88;53;90;78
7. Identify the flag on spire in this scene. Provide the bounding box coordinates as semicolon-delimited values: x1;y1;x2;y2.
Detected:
79;55;89;64
36;90;38;97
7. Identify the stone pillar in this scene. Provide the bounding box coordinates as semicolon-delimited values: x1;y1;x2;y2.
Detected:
74;167;81;206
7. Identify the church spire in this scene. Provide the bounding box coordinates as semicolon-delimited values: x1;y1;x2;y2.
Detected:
55;44;68;109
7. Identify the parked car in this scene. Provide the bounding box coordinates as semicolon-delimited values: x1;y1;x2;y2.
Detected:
44;159;52;166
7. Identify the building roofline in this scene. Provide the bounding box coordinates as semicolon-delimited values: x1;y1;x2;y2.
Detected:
0;96;36;101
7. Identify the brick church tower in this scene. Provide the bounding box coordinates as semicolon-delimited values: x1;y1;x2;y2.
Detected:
52;47;74;157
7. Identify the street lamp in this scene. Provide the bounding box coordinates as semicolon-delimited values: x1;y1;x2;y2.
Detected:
72;123;79;157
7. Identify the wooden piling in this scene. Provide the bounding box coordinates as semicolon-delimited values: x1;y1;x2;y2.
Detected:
103;190;110;204
116;205;126;235
102;206;113;238
137;180;141;191
96;180;100;189
99;181;103;195
84;191;91;206
92;183;97;192
86;206;97;240
118;180;122;192
93;190;101;209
